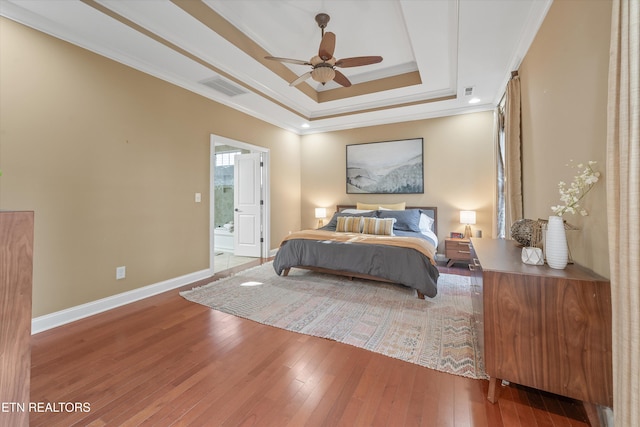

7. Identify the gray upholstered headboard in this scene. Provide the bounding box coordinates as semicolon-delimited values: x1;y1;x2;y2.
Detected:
335;205;438;235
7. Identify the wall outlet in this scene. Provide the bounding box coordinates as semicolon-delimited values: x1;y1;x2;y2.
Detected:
116;266;126;280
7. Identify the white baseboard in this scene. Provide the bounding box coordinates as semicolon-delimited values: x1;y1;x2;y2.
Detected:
31;268;212;334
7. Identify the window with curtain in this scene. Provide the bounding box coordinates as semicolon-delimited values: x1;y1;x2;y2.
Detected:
496;72;523;239
496;99;506;239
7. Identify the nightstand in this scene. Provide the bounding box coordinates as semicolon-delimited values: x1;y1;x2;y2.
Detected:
445;238;471;267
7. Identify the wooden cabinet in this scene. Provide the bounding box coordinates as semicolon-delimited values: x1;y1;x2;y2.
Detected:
470;238;612;409
1;211;34;427
444;238;471;267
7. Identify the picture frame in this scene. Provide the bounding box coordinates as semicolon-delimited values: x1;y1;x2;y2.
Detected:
450;232;464;239
346;138;424;194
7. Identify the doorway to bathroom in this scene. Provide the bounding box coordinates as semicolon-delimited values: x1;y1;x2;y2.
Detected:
210;135;270;274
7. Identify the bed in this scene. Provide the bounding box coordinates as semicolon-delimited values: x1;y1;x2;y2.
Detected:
273;205;440;298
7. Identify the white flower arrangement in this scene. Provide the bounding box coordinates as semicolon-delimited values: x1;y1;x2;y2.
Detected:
551;160;600;216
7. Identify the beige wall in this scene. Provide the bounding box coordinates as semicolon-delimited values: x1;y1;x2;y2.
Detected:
299;0;613;279
519;0;611;277
300;112;496;249
1;0;612;318
0;18;301;317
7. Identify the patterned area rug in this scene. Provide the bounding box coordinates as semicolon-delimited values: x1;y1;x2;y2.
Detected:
180;263;487;379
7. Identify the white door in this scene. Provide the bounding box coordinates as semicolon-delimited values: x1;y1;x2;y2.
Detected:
233;153;262;257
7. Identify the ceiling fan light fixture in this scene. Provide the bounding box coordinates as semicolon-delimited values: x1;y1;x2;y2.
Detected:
265;12;380;88
311;66;335;84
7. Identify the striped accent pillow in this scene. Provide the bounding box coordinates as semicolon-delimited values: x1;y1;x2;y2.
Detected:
336;216;363;233
362;217;396;236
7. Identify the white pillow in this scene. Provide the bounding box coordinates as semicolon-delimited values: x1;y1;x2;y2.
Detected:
419;213;435;232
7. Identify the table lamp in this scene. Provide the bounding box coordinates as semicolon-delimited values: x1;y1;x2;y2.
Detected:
315;207;327;228
460;210;476;239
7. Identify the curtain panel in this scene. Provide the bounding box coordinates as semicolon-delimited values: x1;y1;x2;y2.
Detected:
503;74;524;237
606;0;640;425
495;105;506;239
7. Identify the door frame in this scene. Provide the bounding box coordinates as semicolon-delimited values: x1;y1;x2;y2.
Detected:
209;134;270;275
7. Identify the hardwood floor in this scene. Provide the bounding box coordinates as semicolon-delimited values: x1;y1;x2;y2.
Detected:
27;260;592;426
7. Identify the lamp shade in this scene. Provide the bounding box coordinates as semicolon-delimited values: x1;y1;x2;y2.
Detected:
460;210;476;225
315;208;327;219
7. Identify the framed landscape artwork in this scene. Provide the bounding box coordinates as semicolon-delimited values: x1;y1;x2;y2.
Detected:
346;138;424;194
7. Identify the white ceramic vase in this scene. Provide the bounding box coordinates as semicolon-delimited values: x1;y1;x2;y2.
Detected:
545;215;568;269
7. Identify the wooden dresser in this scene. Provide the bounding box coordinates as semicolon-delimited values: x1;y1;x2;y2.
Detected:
469;238;612;411
0;211;34;427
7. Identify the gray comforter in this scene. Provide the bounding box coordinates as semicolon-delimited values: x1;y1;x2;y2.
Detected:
273;230;439;297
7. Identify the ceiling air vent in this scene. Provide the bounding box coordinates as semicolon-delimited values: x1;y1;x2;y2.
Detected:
464;86;474;96
200;77;247;97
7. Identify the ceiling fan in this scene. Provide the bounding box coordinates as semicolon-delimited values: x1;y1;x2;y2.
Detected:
264;13;383;88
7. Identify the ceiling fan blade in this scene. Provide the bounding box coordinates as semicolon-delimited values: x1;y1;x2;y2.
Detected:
318;32;336;61
333;70;352;87
290;71;312;87
335;56;383;68
264;56;311;66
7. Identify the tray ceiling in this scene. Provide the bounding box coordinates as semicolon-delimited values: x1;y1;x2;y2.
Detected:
0;0;552;134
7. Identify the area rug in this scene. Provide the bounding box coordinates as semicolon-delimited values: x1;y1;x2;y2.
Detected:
180;263;487;379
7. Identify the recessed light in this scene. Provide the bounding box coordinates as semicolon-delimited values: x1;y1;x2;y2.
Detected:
301;123;310;128
468;97;481;104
